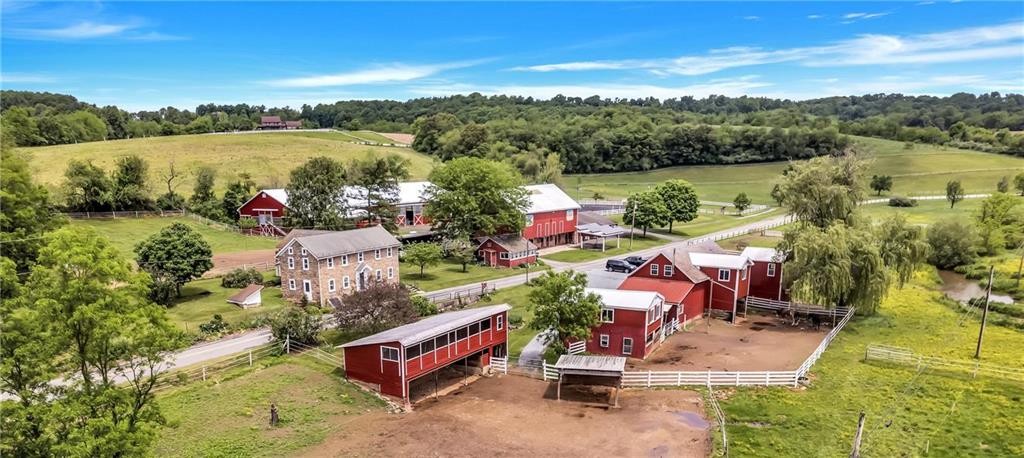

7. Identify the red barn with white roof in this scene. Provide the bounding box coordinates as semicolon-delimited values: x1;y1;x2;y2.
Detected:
237;189;289;224
690;251;753;319
341;304;510;401
741;247;786;301
582;288;666;359
522;184;581;248
618;248;711;329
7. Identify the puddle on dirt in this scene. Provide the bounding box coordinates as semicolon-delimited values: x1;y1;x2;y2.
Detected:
673;411;711;429
749;327;764;331
648;444;670;457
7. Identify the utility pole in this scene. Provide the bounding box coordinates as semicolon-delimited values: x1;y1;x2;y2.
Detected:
974;266;995;359
629;201;637;250
1016;241;1023;288
850;411;866;458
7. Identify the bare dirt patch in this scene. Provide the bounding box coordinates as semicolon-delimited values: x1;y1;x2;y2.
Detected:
632;314;825;372
297;375;711;457
378;132;414;144
206;249;276;277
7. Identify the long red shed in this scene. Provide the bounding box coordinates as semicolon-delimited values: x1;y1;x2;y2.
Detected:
341;304;511;401
476;234;538;268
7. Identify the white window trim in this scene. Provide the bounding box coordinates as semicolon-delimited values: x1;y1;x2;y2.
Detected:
496;315;504;331
287;257;294;269
328;279;336;292
375;269;382;282
343;275;351;289
380;346;399;362
718;269;730;282
650;264;659;276
357;252;364;262
664;264;674;277
287;247;293;255
342;254;349;266
387;267;394;279
327;257;335;269
742;267;748;280
566;209;574;221
500;252;510;260
374;249;381;260
302;258;310;271
288;279;296;290
767;263;777;277
601;308;615;323
599;334;610;348
622;338;633;355
387;247;393;258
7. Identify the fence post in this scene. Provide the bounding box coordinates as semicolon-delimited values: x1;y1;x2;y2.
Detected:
765;372;770;385
202;366;207;381
647;370;652;387
707;369;711;385
736;372;740;386
677;372;682;386
249;350;253;367
285;334;290;354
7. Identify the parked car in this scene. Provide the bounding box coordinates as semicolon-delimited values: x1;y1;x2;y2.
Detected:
624;256;647;267
606;259;635;273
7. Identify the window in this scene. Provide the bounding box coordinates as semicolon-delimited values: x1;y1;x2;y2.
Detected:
599;334;610;348
328;279;336;292
650;264;659;276
375;269;382;282
469;322;480;335
480;318;491;331
387;247;393;258
342;275;351;289
648;302;663;325
718;269;730;282
374;249;381;260
622;338;633;355
601;309;615;323
646;331;655;345
456;327;468;340
496;315;504;331
302;258;309;271
525;214;534;226
499;252;510;260
380;346;399;362
387;267;394;279
327;257;335;269
664;264;674;277
357;252;364;262
287;247;293;255
421;340;434;354
566;209;574;220
767;263;777;277
287;257;294;269
435;334;448;347
300;248;307;256
288;279;296;290
342;254;349;266
448;331;456;344
406;345;420;359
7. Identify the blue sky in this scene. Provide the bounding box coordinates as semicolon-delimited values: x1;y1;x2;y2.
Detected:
2;1;1022;111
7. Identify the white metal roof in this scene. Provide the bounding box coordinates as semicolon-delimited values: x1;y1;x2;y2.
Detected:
688;252;751;270
554;355;627;376
341;304;512;348
524;184;581;214
585;287;663;311
740;246;782;263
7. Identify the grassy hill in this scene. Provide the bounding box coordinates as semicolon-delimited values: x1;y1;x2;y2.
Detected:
568;136;1024;203
21;131;436;195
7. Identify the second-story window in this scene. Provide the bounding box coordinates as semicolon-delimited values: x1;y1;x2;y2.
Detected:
718;269;730;282
767;263;777;277
342;254;349;266
287;257;294;269
374;249;381;260
327;257;334;269
302;258;309;270
387;247;393;257
357;252;364;262
650;264;659;276
664;264;674;277
565;209;574;220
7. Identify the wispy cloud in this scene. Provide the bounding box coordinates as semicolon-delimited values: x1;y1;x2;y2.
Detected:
0;72;60;84
807;15;824;19
511;22;1024;76
14;21;134;39
743;16;761;21
843;12;890;20
264;60;487;88
410;76;773;100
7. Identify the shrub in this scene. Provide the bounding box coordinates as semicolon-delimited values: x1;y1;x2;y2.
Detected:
238;216;257;229
199;314;229;335
269;306;322;345
888;196;918;207
221;267;264;288
411;295;439;316
927;218;979;269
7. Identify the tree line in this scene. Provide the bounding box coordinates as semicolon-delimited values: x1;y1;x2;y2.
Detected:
3;90;1023;157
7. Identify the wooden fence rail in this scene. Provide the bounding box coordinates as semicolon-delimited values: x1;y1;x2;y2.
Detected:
864;344;1024;381
745;296;852;319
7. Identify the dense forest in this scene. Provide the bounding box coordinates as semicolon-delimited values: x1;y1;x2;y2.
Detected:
2;90;1022;172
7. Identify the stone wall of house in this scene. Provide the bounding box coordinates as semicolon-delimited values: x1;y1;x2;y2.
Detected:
278;243;400;306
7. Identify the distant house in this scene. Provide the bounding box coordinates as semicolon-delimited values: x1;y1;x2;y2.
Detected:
476;234;538;268
285;120;302;129
226;284;264;309
259;116;287;129
275;226;401;306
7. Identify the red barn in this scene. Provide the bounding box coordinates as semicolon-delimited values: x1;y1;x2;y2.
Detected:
582;288;666;359
618;249;711;330
237;189;289;224
341;304;511;402
689;251;753;320
476;234;538;268
740;247;786;301
522;184;581;248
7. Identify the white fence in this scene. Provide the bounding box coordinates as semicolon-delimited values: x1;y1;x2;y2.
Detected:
860;193;990;205
64;209;187;219
542;361;559;381
619;307;856;388
706;385;729;457
864;344;1024;381
745;296;851;319
567;341;586;355
491;356;508;374
154;341;282;391
421;283;497;306
686;215;796;246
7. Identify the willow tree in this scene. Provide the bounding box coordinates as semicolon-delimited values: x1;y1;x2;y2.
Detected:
781;225;888;314
874;213;929;287
775;152;867;229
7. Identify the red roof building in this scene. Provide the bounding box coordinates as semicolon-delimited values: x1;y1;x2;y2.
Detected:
476;234;538;268
341;304;511;401
259;116;287;129
619;248;711;329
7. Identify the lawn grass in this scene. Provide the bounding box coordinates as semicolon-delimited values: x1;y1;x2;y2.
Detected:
859;198;986;226
541;235;667;262
167;273;289;333
717;233;783;251
154;357;385;458
472;284;537;357
611;208;783;238
569;136;1024;203
399;258;547;292
21;131;435;195
715;269;1024;457
71;215;278;256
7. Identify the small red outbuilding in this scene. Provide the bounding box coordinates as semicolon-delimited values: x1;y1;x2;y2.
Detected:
476;234;538;268
340;304;511;401
582;288;666;359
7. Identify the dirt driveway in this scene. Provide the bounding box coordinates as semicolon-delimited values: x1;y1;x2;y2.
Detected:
631;313;825;372
205;249;276;277
298;375;711;457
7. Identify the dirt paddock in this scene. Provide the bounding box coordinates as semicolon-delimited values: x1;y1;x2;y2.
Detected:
630;313;826;372
205;249;276;277
298;375;711;457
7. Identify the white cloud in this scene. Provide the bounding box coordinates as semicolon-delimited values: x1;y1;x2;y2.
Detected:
807;15;823;19
511;21;1024;75
743;16;761;21
18;21;134;39
264;61;485;88
409;76;773;100
0;73;59;84
843;12;889;20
